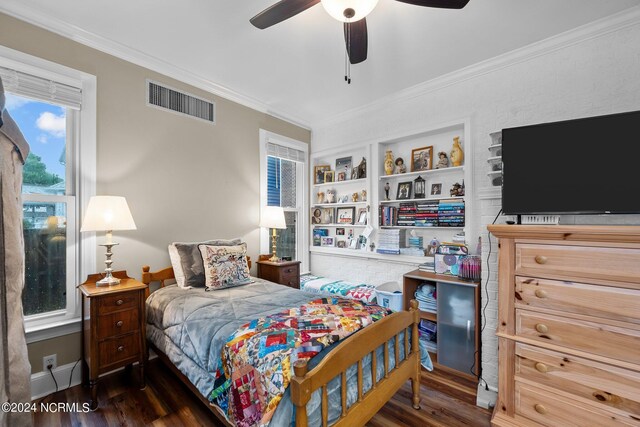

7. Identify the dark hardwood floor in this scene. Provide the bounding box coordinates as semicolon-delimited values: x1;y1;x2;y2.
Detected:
34;360;491;426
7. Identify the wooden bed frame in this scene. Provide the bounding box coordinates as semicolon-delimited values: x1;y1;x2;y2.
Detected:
141;264;421;426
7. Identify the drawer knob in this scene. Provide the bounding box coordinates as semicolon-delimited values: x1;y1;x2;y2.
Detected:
116;299;124;306
534;404;547;415
535;362;548;373
117;345;125;352
534;255;548;265
116;320;124;327
535;323;549;334
286;268;292;273
534;289;547;298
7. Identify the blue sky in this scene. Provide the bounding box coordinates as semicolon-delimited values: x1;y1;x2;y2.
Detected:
4;93;66;178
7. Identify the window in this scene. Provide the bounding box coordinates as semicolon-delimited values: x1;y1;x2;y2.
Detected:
1;47;97;340
260;130;308;271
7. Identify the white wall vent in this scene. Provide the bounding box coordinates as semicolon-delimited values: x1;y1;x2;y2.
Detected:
146;79;215;124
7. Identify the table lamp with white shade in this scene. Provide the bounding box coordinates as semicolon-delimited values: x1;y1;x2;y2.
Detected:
260;206;286;262
81;196;137;286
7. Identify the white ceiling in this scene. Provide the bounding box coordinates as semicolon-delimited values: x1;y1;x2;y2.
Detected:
2;0;639;127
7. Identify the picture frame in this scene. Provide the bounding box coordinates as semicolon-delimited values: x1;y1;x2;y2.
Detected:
356;208;367;225
314;165;331;184
320;236;335;247
396;181;413;200
337;171;347;182
336;228;345;236
324;171;335;183
337;240;346;248
336;206;355;224
430;183;443;196
411;146;433;172
348;238;358;249
335;156;352;181
312;207;334;224
312;228;329;246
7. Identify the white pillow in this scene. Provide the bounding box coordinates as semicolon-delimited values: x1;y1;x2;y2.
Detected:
168;243;187;288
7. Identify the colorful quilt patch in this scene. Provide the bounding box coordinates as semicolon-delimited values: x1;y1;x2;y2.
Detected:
209;297;391;427
300;275;378;304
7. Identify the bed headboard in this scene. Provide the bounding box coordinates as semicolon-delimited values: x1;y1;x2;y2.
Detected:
141;257;252;298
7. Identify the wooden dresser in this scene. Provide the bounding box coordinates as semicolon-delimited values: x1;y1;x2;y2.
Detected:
488;225;640;427
256;259;301;289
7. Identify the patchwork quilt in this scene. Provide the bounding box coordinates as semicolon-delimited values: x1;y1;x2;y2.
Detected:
299;274;378;304
210;297;391;427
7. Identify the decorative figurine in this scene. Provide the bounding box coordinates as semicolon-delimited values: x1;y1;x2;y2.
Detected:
357;157;367;179
352;192;359;202
435;151;449;169
450;182;465;197
426;237;440;256
361;189;367;202
316;191;325;204
450;136;464;167
384;150;394;175
384;182;390;201
394;157;407;174
326;189;336;203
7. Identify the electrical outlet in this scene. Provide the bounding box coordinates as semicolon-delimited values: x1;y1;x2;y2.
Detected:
43;354;57;371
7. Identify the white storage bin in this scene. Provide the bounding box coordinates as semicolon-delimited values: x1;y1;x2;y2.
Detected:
375;281;403;312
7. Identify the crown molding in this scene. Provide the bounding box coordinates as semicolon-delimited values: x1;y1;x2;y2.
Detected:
0;1;312;131
316;5;640;129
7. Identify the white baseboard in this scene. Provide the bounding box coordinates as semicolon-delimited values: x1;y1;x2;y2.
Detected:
31;360;83;400
476;383;498;410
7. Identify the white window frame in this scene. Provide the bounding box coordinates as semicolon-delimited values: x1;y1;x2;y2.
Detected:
0;45;97;343
259;129;309;272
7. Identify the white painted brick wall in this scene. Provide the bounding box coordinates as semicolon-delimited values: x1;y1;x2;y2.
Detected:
310;20;640;390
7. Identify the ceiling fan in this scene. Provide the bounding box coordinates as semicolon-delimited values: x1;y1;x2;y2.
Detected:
250;0;470;82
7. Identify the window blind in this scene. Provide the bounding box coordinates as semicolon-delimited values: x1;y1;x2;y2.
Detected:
0;66;82;110
266;142;305;163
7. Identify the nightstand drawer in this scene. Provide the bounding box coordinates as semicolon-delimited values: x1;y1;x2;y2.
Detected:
98;292;139;314
97;309;139;339
280;270;299;287
98;332;140;369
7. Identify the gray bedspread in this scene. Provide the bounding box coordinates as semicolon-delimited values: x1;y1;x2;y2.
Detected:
146;278;405;426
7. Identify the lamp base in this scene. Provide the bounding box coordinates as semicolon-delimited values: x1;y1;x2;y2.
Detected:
96;274;121;286
97;241;121;286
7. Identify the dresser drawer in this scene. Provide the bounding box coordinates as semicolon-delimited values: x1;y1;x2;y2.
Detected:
280;270;299;288
515;276;640;325
97;309;139;339
516;382;635;427
516;243;640;284
98;292;139;314
98;332;140;369
516;343;640;416
516;310;640;365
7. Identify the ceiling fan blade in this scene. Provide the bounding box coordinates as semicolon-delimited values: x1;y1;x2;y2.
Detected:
394;0;470;9
250;0;321;29
344;18;368;64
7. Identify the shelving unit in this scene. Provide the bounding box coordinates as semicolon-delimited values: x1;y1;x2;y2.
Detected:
403;269;480;380
378;166;464;180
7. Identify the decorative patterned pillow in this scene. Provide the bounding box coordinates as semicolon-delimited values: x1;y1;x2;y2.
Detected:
199;244;251;291
170;238;242;288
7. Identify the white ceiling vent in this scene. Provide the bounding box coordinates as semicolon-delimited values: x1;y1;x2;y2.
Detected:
146;79;215;124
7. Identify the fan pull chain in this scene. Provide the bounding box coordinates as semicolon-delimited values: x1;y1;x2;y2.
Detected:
345;19;351;84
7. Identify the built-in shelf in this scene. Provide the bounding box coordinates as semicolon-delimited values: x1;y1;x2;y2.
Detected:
312;223;367;228
378;166;464;181
380;226;464;230
314;178;367;188
312;202;368;208
310;246;430;264
488;144;502;152
420;311;438;322
487;170;502;177
380;196;464;204
487;156;502;164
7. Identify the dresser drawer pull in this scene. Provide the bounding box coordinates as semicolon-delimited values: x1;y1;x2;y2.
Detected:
534;404;547;415
115;299;124;306
534;255;548;264
534;289;547;298
116;320;124;327
288;281;294;286
117;345;125;352
534;362;548;373
535;323;548;334
285;268;293;273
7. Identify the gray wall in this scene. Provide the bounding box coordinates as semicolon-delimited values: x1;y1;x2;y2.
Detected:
0;12;310;373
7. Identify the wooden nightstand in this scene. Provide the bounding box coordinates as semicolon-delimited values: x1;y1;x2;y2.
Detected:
257;259;301;289
79;270;147;410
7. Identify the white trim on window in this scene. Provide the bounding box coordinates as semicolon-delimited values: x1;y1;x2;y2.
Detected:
259;130;309;272
0;45;97;342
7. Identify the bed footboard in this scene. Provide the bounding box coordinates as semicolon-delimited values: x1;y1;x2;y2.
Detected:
290;300;421;426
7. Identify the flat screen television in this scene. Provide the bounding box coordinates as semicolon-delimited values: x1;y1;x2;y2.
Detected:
502;110;640;215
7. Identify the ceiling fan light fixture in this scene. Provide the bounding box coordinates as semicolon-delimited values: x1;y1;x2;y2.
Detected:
321;0;379;22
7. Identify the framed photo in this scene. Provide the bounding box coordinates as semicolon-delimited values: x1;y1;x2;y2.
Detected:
337;240;346;248
312;228;329;246
337;171;347;182
314;165;331;184
431;183;442;196
348;238;358;249
320;236;335;247
312;207;334;224
411;146;433;172
335;156;352;181
324;171;335;183
336;207;355;224
336;228;345;236
397;181;413;200
356;208;367;225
